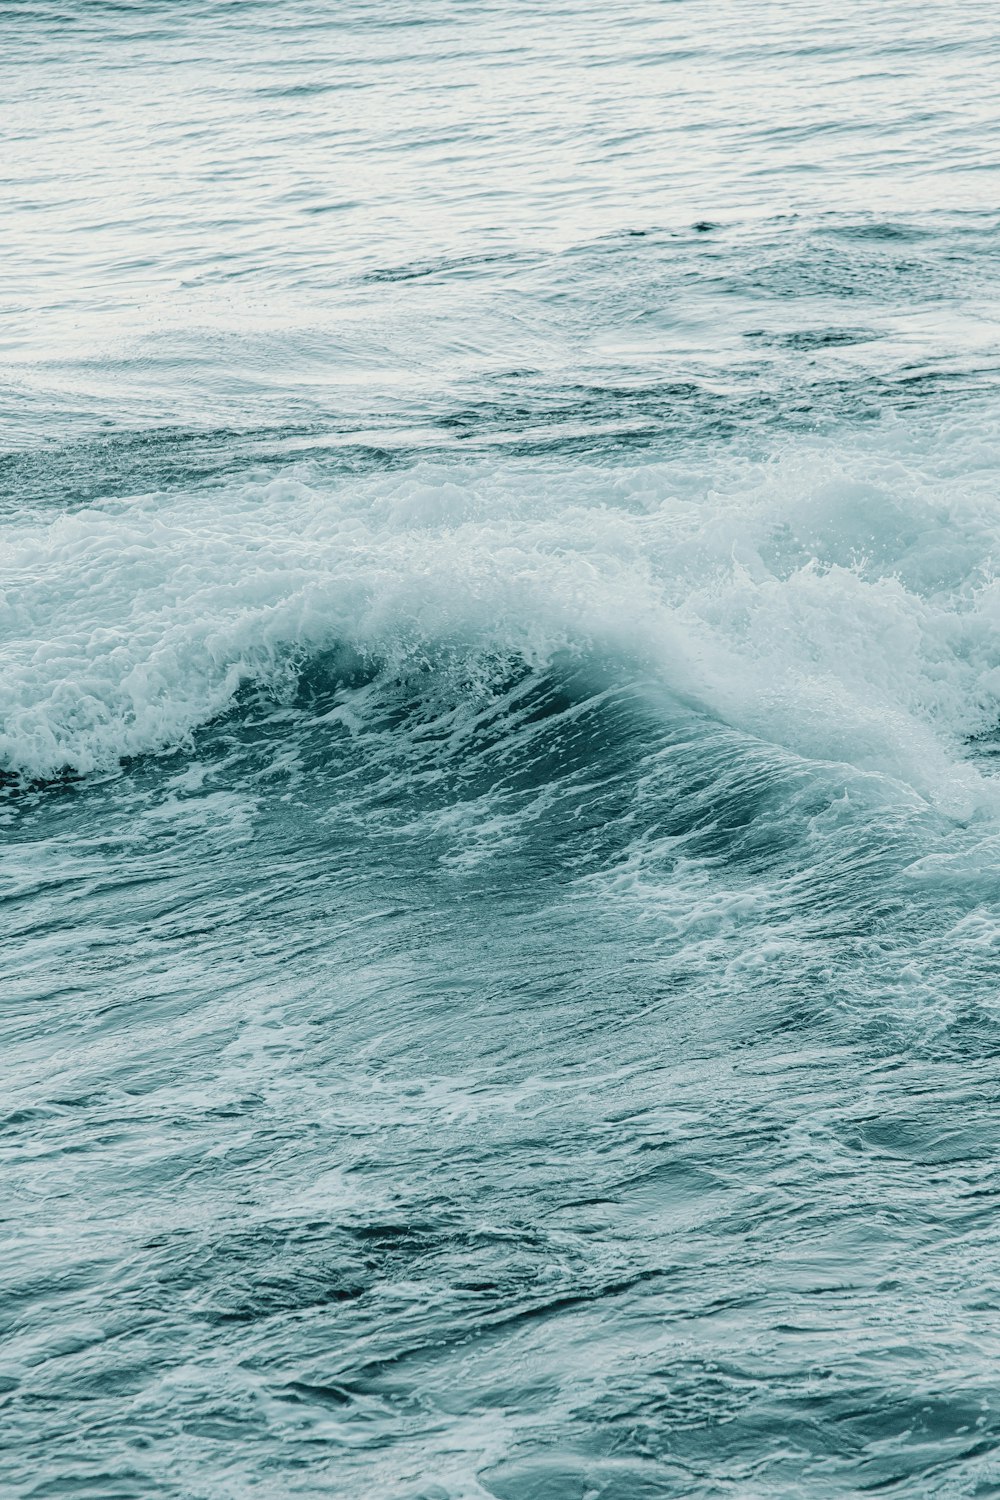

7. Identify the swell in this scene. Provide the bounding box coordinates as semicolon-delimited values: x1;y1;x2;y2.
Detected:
7;365;996;523
7;210;1000;462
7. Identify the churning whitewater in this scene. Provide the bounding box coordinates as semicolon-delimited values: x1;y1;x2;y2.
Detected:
4;2;1000;1498
7;420;1000;809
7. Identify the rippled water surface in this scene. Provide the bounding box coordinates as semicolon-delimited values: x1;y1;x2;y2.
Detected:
5;3;1000;1497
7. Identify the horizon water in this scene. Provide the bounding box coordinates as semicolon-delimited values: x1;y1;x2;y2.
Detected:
4;3;1000;1496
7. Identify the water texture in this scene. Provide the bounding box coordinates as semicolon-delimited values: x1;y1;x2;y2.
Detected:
4;3;1000;1496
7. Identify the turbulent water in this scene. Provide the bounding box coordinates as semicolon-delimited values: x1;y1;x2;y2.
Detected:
5;3;1000;1496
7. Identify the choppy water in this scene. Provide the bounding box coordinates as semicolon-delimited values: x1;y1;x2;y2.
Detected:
5;3;1000;1496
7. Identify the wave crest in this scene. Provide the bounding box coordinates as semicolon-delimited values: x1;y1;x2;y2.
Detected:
3;418;1000;814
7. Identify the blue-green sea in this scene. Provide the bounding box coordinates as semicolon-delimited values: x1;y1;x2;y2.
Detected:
4;3;1000;1495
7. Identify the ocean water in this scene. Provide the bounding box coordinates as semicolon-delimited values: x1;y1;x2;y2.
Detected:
4;2;1000;1496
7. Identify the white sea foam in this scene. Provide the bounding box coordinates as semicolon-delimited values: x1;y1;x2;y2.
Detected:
3;413;1000;813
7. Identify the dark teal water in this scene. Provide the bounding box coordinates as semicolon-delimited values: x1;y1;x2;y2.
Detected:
4;3;1000;1496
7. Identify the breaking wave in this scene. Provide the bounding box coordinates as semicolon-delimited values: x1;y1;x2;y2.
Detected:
5;409;1000;820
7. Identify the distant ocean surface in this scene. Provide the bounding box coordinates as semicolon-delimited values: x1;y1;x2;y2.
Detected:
5;3;1000;1496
